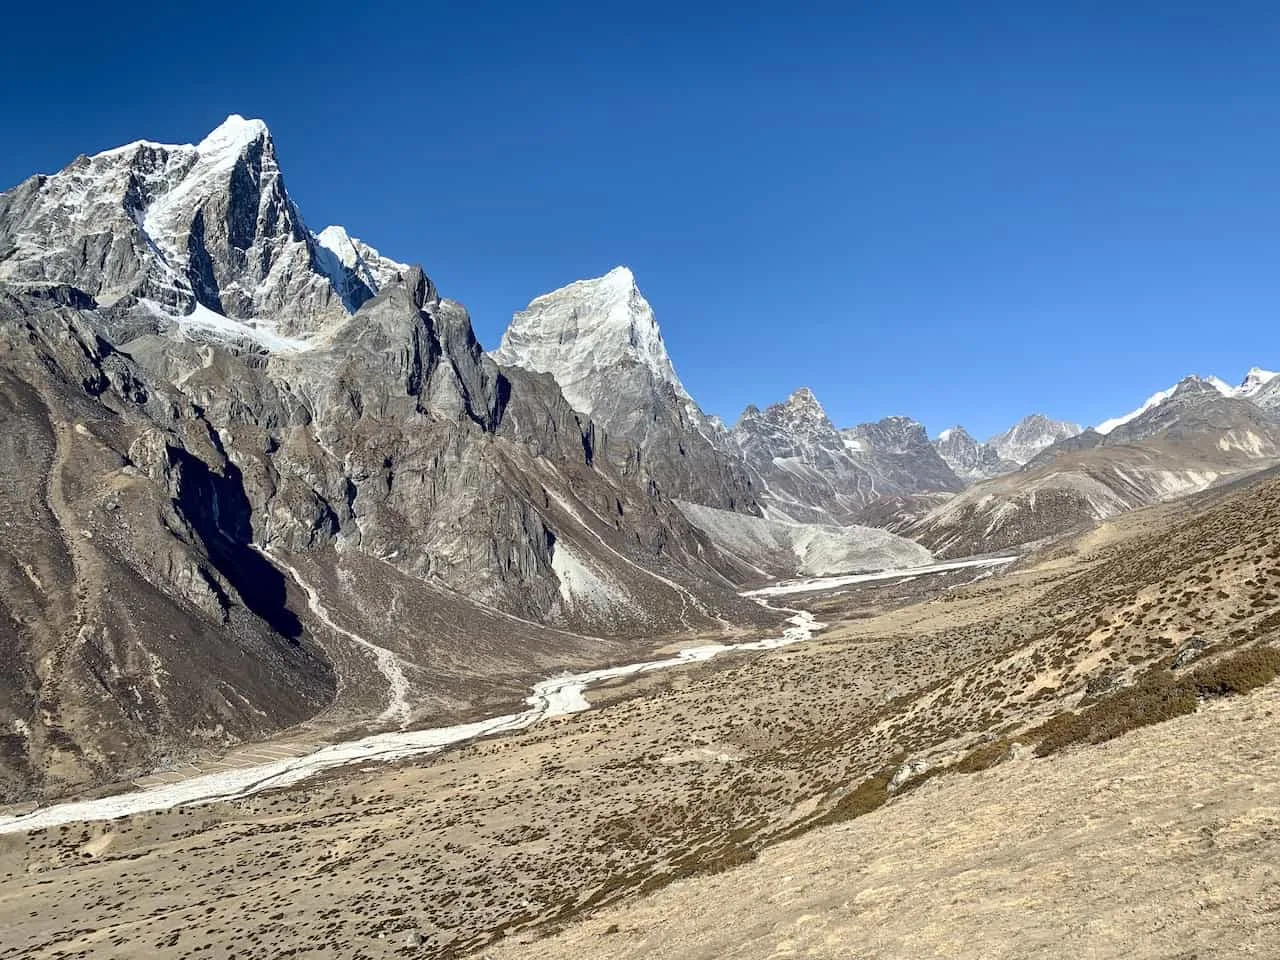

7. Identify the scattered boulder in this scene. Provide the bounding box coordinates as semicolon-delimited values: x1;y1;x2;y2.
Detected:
1172;637;1211;670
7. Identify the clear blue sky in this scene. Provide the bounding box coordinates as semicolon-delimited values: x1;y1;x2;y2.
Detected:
4;1;1277;438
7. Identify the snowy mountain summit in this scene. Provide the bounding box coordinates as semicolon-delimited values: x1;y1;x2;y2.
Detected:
493;266;696;424
0;114;406;351
493;266;758;512
988;414;1083;464
1094;372;1277;436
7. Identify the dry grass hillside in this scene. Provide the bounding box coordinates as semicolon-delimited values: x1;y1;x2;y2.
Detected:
490;680;1280;960
1;471;1278;958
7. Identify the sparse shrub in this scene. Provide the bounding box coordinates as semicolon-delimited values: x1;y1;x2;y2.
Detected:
1032;671;1197;757
1190;646;1280;697
952;737;1016;774
811;770;893;827
1033;645;1280;758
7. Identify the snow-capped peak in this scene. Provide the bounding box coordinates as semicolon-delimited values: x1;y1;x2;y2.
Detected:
1096;374;1252;435
196;114;270;155
493;266;693;416
601;264;636;288
139;115;287;275
937;427;956;442
1096;385;1181;435
1236;367;1278;398
315;225;362;269
312;224;409;311
1205;375;1235;397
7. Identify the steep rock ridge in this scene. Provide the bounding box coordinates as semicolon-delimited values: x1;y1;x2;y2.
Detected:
844;416;966;495
0;115;404;345
732;389;875;524
910;378;1280;557
492;267;758;513
933;426;1017;483
732;390;962;524
0;121;782;800
987;414;1082;465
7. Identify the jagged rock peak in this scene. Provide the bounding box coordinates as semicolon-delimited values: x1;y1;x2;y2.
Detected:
492;266;757;512
844;416;931;453
737;387;839;447
784;386;827;417
989;413;1083;464
493;265;693;417
0;113;410;346
934;425;1017;484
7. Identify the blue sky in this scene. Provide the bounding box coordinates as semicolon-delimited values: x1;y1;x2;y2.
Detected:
4;1;1277;438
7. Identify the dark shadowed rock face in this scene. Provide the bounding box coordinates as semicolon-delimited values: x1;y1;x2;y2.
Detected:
0;290;335;800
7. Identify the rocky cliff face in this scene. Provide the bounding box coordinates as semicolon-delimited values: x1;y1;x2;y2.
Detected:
988;414;1083;465
0;118;775;801
493;267;758;513
843;416;965;496
933;426;1017;483
730;390;962;524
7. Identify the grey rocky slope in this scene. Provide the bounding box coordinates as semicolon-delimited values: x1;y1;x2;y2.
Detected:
909;376;1280;557
0;118;779;801
492;267;758;513
729;388;962;524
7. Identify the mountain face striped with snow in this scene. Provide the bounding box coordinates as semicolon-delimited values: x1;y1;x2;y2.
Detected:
1094;371;1278;436
0;115;407;352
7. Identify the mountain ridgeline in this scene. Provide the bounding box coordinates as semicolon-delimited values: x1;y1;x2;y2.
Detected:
0;115;1277;800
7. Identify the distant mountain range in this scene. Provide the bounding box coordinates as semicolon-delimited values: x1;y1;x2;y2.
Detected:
1;114;1275;801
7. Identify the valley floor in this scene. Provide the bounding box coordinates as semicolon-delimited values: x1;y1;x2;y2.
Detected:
2;473;1279;959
